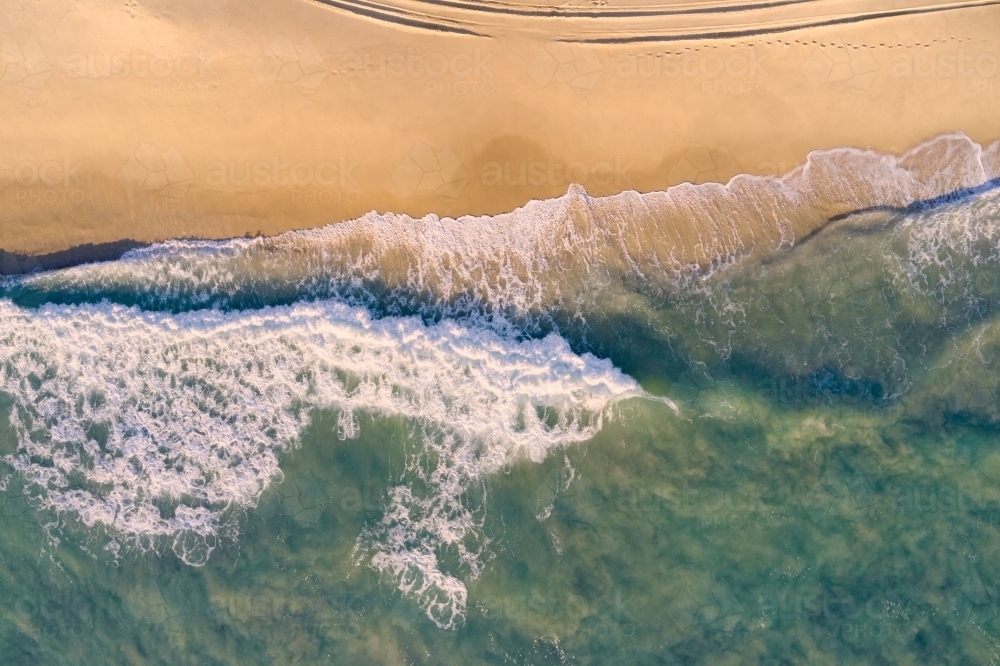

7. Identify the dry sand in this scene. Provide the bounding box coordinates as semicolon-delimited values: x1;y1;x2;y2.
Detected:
1;0;999;259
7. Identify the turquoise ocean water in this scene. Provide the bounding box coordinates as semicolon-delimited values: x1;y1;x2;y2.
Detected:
3;137;1000;664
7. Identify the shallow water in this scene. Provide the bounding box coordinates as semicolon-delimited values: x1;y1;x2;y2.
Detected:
3;165;1000;663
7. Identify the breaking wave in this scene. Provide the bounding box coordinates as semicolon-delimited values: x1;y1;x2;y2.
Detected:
6;133;998;329
0;299;641;627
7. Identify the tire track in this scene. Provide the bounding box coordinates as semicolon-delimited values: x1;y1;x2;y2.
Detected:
308;0;1000;43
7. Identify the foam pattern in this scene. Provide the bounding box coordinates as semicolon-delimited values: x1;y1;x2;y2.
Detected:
893;184;1000;320
0;299;642;626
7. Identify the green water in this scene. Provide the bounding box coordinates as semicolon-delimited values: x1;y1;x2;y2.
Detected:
5;392;1000;664
3;194;1000;664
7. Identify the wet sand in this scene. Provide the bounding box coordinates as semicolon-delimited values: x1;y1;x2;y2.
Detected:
1;0;998;258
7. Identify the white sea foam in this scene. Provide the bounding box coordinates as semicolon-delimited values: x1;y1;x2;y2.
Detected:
891;186;1000;320
12;134;999;328
0;298;642;627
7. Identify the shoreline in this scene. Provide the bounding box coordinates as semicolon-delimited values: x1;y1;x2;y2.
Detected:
3;135;998;277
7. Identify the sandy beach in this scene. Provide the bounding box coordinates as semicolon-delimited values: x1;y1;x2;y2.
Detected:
1;0;999;262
